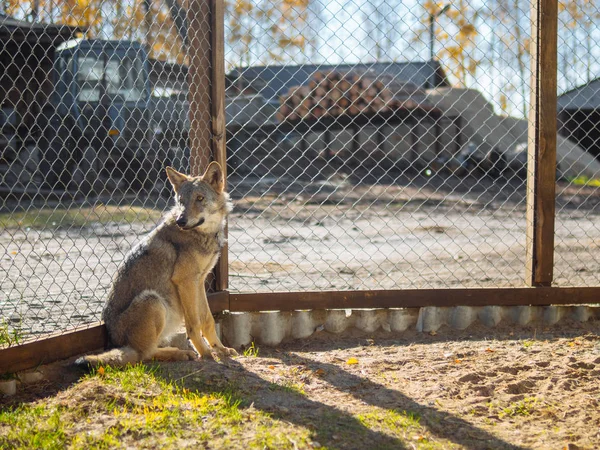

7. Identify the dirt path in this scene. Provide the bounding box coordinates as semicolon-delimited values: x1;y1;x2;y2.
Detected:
5;327;600;449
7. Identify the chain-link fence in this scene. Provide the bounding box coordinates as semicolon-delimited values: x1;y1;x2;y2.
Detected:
1;0;599;346
225;0;598;293
0;2;212;343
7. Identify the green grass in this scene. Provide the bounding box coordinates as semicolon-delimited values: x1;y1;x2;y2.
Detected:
0;205;162;230
486;397;539;420
357;409;444;449
569;176;600;187
0;318;23;348
0;363;458;450
242;342;259;357
521;340;536;349
0;364;312;450
499;397;539;418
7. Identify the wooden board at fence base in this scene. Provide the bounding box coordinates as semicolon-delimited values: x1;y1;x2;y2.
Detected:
0;324;108;375
229;287;600;312
0;291;230;375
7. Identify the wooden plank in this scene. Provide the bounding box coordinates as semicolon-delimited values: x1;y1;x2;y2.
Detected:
187;0;212;176
0;324;107;375
210;0;228;294
0;292;230;375
229;287;600;311
526;0;558;286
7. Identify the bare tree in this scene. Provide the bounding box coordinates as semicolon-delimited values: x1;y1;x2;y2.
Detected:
362;0;401;61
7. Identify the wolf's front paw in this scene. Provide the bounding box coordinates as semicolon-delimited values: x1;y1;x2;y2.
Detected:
182;350;198;361
217;346;238;358
199;350;216;361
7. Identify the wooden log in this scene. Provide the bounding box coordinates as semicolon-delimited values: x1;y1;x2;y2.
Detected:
312;71;325;83
314;86;327;98
296;104;310;119
371;96;385;112
326;71;341;83
347;104;361;116
380;88;393;103
338;78;351;93
347;84;360;101
278;105;293;118
365;86;378;98
338;97;350;108
312;106;325;118
328;88;343;102
329;105;343;116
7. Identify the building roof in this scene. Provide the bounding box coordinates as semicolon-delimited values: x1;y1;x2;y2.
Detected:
558;78;600;111
227;61;449;102
0;13;81;44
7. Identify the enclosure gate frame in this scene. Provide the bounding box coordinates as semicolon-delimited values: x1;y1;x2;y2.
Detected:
2;0;600;376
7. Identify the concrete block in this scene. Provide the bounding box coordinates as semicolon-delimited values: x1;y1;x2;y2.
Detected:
325;310;352;334
509;306;538;326
0;379;17;396
416;307;449;332
257;311;289;346
354;309;384;333
449;306;477;330
18;371;44;385
543;306;566;326
389;309;418;332
479;306;503;327
573;306;592;323
223;312;253;348
291;311;316;339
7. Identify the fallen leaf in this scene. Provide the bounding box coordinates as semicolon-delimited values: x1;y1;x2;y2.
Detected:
346;357;359;365
486;348;495;353
268;365;275;370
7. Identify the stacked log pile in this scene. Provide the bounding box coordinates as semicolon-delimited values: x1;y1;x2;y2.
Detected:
277;70;430;122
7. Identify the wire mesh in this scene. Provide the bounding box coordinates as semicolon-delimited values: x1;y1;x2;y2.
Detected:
226;0;537;293
0;3;210;342
1;0;599;345
554;3;600;287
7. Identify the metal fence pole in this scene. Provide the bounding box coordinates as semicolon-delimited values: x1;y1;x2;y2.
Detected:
526;0;558;287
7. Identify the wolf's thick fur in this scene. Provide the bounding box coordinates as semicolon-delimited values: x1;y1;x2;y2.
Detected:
78;162;237;367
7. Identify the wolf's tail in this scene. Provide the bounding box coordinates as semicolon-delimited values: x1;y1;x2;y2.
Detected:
73;346;141;370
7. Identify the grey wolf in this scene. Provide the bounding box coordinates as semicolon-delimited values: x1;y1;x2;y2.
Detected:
76;162;237;367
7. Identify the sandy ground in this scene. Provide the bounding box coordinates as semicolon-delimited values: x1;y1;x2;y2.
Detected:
5;326;600;449
1;174;599;339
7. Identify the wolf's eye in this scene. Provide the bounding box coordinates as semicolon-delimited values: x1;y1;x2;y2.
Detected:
197;195;204;202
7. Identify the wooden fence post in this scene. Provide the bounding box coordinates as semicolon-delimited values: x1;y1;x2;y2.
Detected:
187;0;212;176
186;0;228;297
526;0;558;286
211;0;228;292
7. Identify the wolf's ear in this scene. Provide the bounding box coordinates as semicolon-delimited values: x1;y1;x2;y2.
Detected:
165;166;188;192
203;161;224;193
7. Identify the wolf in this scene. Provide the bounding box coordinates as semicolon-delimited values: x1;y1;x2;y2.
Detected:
76;162;237;367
